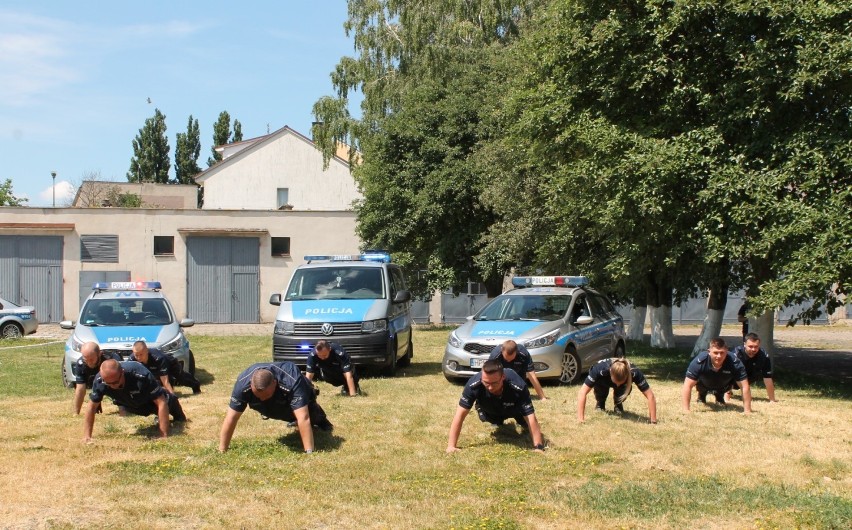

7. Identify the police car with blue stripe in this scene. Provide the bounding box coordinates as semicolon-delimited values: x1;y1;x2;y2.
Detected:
60;281;195;387
443;276;626;384
0;295;38;339
269;252;413;375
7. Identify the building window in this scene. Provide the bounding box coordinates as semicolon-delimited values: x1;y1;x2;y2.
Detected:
80;235;119;263
277;188;290;209
154;236;174;256
271;237;291;257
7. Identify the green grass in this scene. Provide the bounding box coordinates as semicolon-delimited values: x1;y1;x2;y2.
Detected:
0;329;849;529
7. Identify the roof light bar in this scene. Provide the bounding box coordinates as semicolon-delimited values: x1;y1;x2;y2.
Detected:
304;252;392;264
511;276;589;288
93;281;162;291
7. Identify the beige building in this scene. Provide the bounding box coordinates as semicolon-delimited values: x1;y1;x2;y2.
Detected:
72;181;198;208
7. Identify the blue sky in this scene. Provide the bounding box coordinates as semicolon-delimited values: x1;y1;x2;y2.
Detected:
0;1;360;206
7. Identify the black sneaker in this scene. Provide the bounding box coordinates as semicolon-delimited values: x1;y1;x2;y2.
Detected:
714;392;726;404
697;393;707;404
594;403;606;412
192;384;202;395
614;403;624;414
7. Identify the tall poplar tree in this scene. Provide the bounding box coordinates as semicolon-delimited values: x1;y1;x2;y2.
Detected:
175;115;201;184
127;108;170;183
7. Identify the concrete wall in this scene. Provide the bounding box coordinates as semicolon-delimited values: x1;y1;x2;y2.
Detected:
200;130;360;211
1;207;359;322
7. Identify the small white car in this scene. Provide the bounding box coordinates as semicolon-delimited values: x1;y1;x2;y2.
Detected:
0;296;39;338
442;276;626;384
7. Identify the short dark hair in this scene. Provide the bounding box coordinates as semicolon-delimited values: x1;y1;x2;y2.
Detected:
709;337;727;349
744;332;760;343
315;340;330;351
251;369;275;391
482;359;504;375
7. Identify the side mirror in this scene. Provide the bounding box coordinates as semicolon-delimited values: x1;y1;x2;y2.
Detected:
269;293;282;306
393;290;411;303
59;320;75;330
179;318;195;328
575;315;594;326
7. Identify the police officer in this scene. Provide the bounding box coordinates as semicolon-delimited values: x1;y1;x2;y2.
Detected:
82;359;187;443
72;341;121;414
487;340;547;400
577;357;657;423
729;333;777;403
305;340;360;396
447;360;545;453
219;361;333;454
682;337;752;414
131;340;201;395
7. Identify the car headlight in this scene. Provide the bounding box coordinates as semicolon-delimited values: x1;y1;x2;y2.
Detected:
160;334;184;354
69;335;84;352
448;331;462;349
361;319;387;334
524;329;559;349
274;320;294;335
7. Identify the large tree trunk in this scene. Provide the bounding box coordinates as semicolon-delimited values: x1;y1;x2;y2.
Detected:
647;273;675;349
627;305;647;341
692;285;728;357
750;310;775;355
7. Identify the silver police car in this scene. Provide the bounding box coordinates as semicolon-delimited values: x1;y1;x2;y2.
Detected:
442;276;626;384
60;281;195;387
0;296;39;338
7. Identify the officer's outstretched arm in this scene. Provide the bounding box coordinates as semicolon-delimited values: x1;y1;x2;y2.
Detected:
344;372;358;396
527;372;547;400
576;384;592;422
293;405;314;453
154;395;169;438
642;388;657;423
682;378;697;412
219;409;243;452
73;384;87;415
524;413;544;449
740;380;752;414
764;377;777;402
82;400;99;443
446;406;470;453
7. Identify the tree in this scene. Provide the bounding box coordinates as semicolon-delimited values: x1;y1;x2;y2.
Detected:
206;111;242;167
0;179;27;206
175;115;201;184
233;119;243;142
127;109;170;183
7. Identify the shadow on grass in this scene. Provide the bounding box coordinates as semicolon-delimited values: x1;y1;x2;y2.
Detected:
135;420;189;438
360;360;443;379
490;422;534;449
276;429;344;452
193;367;216;386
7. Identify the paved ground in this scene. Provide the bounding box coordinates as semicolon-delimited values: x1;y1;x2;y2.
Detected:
28;322;852;383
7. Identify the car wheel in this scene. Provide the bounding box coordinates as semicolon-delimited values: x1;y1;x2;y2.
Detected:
559;347;582;384
60;359;74;389
397;338;413;368
1;322;23;339
382;339;397;376
613;342;625;358
188;350;196;375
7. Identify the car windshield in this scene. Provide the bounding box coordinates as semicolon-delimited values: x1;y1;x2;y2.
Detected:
80;298;172;326
474;295;570;322
285;267;385;301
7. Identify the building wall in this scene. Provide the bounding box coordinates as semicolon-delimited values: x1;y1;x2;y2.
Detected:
201;132;360;211
0;207;359;322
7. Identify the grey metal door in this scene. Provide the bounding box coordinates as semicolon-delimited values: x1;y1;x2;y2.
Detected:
0;236;63;322
186;237;259;323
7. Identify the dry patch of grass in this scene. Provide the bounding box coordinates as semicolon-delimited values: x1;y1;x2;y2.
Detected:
0;330;850;529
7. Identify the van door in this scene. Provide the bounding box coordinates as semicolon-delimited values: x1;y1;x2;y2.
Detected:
388;267;412;357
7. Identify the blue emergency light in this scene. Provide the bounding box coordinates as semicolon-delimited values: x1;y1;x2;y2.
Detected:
92;281;162;291
511;276;589;288
304;252;392;264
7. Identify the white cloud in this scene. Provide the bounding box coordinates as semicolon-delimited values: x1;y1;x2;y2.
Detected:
39;180;76;206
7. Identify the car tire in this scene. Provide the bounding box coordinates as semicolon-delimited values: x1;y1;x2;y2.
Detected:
397;338;413;368
1;322;23;339
188;350;196;375
60;359;74;389
559;347;582;384
613;342;625;358
382;339;397;376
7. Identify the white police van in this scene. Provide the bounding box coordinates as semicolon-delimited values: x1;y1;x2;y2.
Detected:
269;252;413;375
442;276;626;384
60;281;195;387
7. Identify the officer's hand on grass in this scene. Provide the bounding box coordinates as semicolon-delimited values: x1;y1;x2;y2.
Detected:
446;446;461;454
95;403;103;414
82;437;93;445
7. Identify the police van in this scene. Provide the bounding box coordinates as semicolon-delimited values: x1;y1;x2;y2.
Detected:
269;252;413;375
60;281;195;387
442;276;626;384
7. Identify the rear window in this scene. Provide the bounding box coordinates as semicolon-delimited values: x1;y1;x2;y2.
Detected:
475;295;570;322
80;298;172;326
285;267;385;301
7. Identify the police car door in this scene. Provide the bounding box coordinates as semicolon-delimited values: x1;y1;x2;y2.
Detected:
570;294;608;365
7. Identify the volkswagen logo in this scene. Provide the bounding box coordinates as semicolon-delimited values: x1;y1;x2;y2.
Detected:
320;323;334;336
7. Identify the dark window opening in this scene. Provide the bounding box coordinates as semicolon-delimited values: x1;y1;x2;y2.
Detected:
154;236;175;256
271;237;291;257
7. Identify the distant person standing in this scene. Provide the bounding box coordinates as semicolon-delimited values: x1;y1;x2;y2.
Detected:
71;341;121;414
682;337;752;414
737;303;749;342
729;333;777;403
305;340;360;396
487;340;548;400
577;357;657;423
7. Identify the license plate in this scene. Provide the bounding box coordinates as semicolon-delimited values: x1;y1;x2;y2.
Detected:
470;358;486;369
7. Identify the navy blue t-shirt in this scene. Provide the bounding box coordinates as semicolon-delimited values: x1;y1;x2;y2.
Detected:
685;351;747;391
229;362;313;413
72;351;122;386
89;361;166;408
487;344;534;380
130;347;172;378
584;358;651;392
305;343;353;378
732;345;773;383
459;368;535;418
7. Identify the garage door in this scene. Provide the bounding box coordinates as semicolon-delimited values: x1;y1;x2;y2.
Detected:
186;237;259;323
0;236;63;323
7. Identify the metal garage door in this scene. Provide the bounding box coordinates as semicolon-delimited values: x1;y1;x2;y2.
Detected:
0;236;63;322
186;237;259;323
